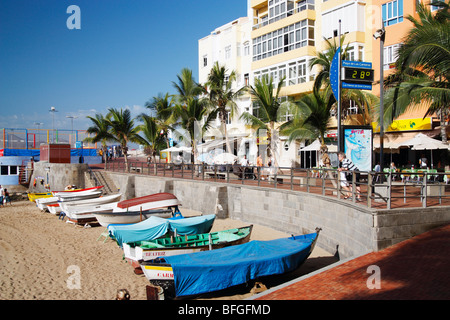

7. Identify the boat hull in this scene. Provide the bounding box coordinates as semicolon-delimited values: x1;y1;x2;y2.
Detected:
94;209;174;227
28;192;53;202
140;229;320;299
123;225;253;272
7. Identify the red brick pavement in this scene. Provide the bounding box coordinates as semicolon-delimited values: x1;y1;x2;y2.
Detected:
255;223;450;300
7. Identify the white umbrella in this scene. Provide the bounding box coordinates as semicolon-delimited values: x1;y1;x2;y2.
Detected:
397;133;449;167
213;153;237;164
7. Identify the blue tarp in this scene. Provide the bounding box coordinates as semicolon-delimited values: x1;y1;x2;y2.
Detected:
1;148;96;157
108;214;216;247
164;233;318;297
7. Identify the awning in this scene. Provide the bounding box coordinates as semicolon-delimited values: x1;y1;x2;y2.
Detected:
198;137;240;152
298;140;338;153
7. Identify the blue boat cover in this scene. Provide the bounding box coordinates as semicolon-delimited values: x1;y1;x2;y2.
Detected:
164;233;318;297
108;214;216;247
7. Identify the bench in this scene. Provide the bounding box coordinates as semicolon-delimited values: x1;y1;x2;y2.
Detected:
205;171;227;179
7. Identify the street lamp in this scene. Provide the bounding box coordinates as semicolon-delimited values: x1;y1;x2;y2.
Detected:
66;115;78;146
373;27;386;170
49;107;58;143
34;122;44;147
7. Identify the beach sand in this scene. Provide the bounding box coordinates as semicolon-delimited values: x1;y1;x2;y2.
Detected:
0;199;336;300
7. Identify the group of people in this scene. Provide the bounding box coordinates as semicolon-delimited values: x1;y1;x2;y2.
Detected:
0;185;12;206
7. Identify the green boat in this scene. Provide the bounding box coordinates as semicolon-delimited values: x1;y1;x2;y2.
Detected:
123;225;253;273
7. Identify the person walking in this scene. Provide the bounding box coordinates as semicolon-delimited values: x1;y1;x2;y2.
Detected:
338;152;361;201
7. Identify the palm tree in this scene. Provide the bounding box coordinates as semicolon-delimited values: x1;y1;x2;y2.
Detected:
170;97;218;165
240;75;295;169
382;1;450;142
310;35;378;125
84;113;113;169
172;68;205;105
135;115;166;172
206;62;245;154
282;86;335;146
144;92;175;148
106;108;142;172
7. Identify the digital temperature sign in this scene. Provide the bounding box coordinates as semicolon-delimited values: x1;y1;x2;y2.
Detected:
343;67;374;83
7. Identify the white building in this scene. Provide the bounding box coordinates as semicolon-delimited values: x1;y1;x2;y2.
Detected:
198;17;257;163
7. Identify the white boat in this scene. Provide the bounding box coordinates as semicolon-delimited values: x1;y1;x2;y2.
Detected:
63;202;118;224
48;193;122;216
52;186;104;197
47;203;62;215
36;196;59;211
94;193;182;227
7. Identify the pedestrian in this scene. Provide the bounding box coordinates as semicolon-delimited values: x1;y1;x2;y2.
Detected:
338;152;361;201
3;188;11;205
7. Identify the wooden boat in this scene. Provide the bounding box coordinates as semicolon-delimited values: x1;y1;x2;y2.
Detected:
48;193;122;215
51;186;103;197
36;191;103;211
140;228;321;299
94;193;182;226
112;193;181;212
123;225;253;274
28;192;53;202
108;214;216;247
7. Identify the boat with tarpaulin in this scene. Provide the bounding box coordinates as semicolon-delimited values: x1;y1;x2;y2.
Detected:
140;228;321;299
123;225;253;273
108;214;216;247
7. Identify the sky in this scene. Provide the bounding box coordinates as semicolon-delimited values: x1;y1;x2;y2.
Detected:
0;0;248;132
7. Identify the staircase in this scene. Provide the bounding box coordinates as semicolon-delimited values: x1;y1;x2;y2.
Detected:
18;159;33;187
85;167;119;195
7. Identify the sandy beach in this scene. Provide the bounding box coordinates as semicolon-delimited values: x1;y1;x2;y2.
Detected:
0;199;336;300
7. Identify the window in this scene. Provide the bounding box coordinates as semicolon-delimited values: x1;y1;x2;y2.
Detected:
1;166;7;175
252;19;314;62
244;42;250;56
384;44;401;70
382;0;403;27
10;166;18;175
203;55;208;67
253;58;312;88
244;73;249;86
225;46;231;59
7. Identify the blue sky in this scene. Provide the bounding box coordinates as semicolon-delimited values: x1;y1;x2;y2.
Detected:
0;0;247;131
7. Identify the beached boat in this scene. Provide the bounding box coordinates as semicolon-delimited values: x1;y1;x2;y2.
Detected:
51;186;103;197
108;214;216;247
36;190;103;211
112;193;181;212
47;193;123;215
94;193;182;226
140;228;321;299
28;192;53;202
123;225;253;273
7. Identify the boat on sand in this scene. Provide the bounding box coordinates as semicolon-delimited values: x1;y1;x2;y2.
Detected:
140;228;321;299
123;225;253;273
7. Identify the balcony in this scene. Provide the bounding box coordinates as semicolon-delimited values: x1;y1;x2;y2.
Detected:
253;0;315;30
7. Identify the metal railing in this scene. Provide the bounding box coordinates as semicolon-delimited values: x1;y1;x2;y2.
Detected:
104;160;450;210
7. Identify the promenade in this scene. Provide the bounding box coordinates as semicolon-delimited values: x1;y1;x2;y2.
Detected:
91;158;450;300
253;223;450;300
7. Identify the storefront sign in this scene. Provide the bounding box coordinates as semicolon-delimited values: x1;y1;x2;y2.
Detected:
372;117;432;133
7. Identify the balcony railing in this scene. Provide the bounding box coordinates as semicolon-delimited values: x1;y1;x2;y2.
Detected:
102;160;450;210
253;0;315;30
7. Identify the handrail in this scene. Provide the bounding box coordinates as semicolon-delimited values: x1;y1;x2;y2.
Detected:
102;160;450;209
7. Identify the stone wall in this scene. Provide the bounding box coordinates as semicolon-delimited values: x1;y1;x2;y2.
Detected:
107;172;450;259
29;162;89;193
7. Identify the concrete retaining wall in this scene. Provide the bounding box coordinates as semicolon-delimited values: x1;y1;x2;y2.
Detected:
29;162;89;193
108;173;450;259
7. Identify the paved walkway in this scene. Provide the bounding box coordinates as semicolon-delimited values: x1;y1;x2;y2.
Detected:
253;223;450;300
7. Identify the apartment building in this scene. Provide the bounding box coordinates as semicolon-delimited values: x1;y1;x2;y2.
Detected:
198;0;446;167
198;17;261;163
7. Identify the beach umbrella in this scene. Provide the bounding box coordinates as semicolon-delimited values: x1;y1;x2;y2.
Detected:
396;133;449;167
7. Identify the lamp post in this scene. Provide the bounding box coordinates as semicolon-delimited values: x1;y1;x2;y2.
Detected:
34;122;44;147
373;27;386;170
49;107;58;143
66;115;78;147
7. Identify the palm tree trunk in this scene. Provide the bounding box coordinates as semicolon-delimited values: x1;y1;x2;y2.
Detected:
441;111;448;144
123;144;129;172
221;118;232;154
